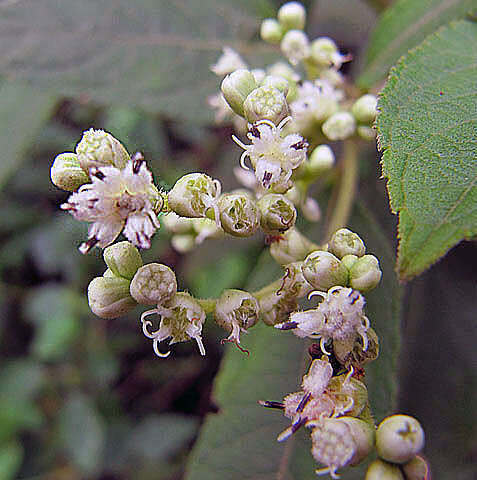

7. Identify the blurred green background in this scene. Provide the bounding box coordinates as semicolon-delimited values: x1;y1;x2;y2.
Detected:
0;1;475;479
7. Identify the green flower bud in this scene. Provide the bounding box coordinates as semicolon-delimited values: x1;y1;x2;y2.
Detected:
269;227;317;265
308;145;335;174
278;261;313;298
267;62;299;83
310;37;339;69
328;375;368;417
221;69;257;117
103;241;143;280
357;125;376;141
257;193;296;234
260;18;283;44
259;290;298;326
130;263;177;306
349;254;382;292
336;417;375;466
322;112;356;141
215;289;259;345
168;173;221;218
162;212;194;234
50;152;90;191
88;276;136;319
402;455;429;480
76;128;130;173
280;30;310;66
301;197;321;222
365;459;405;480
376;415;425;464
218;193;260;237
277;2;306;31
352;94;377;124
243;86;289;124
340;254;359;271
329;228;366;259
261;75;290;97
103;268;116;278
302;250;348;291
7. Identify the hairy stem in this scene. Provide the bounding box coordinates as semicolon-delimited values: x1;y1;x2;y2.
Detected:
324;139;359;242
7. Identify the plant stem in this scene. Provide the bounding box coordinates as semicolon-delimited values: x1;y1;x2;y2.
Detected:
365;0;392;12
324;138;359;242
197;298;217;314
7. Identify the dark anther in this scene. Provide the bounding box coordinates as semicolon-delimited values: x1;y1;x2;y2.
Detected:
91;168;105;181
291;416;308;434
132;151;145;174
249;125;261;138
263;171;273;187
296;392;311;413
80;236;99;254
258;400;285;410
350;294;360;305
276;321;298;330
290;140;308;150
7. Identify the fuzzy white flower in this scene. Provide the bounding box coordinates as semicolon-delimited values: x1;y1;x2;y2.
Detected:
210;47;247;76
275;286;370;355
232;117;308;192
61;155;161;253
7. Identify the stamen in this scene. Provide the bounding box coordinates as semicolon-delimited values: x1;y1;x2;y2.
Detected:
232;134;249;150
277;116;293;131
90;168;105;181
132;151;145;173
290;139;308;150
258;400;285;410
194;335;206;356
239;152;251;170
221;337;250;356
79;236;99;254
274;321;298;331
296;391;311;413
320;337;331;355
256;118;277;130
152;339;171;358
308;290;327;301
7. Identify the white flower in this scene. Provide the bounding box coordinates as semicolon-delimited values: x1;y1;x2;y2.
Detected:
232;117;308;192
61;155;161;253
207;92;234;124
210;46;247;76
302;358;333;398
275;286;370;355
140;292;206;358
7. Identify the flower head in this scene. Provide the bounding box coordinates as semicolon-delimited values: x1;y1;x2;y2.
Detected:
275;286;370;355
61;155;162;253
233;117;308;192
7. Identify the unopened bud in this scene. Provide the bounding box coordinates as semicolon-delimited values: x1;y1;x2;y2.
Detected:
349;254;382;292
278;261;313;298
243;86;289;124
329;228;366;259
352;94;377;123
365;459;405;480
281;30;310;66
358;125;376;141
162;212;194;234
259;290;298;326
130;263;177;306
103;268;116;278
50;153;89;191
221;69;257;117
402;455;430;480
277;2;306;31
310;37;339;69
88;276;136;319
261;75;290;97
322;112;356;141
328;376;369;417
210;47;247;76
103;241;143;280
76;128;129;173
218;193;260;237
337;417;375;466
269;227;316;265
301;197;321;222
260;18;283;44
257;193;296;234
340;254;359;271
168;173;221;218
302;250;348;291
308;145;335;174
376;415;425;464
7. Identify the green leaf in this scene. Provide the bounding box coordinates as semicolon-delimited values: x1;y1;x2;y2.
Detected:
0;81;56;188
377;20;477;279
359;0;477;88
0;0;276;124
58;393;105;475
0;440;23;480
24;285;85;361
185;204;401;479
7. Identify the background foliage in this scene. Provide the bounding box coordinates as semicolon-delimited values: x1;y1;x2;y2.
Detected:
0;0;475;479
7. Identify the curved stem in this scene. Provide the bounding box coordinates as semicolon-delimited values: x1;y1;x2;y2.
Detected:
197;298;217;314
324;139;359;242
